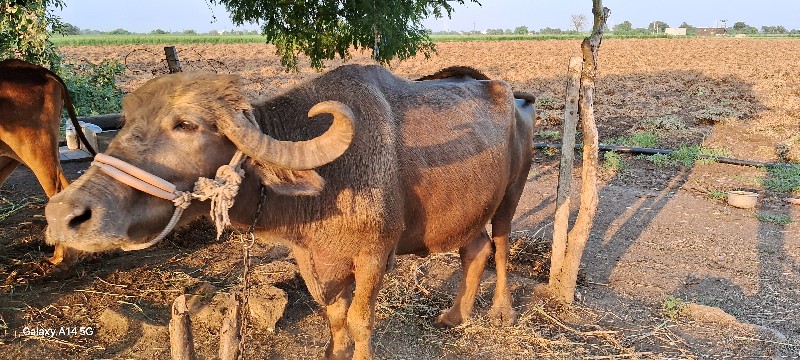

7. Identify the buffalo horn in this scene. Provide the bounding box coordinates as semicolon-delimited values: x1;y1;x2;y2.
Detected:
223;101;355;170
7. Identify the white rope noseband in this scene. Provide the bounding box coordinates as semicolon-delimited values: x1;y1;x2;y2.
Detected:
91;152;247;251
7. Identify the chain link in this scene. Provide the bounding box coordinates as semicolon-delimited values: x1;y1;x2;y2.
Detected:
236;184;266;359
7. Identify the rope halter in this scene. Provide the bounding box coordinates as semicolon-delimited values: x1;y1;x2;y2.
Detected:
91;151;247;251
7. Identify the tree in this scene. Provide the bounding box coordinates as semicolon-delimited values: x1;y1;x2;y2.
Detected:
546;0;607;305
732;21;749;32
539;27;562;35
761;25;787;34
648;20;669;33
1;0;66;67
678;21;696;36
151;29;169;35
612;20;632;32
514;26;528;35
571;14;588;32
211;0;481;70
731;21;757;34
55;22;81;35
109;28;131;35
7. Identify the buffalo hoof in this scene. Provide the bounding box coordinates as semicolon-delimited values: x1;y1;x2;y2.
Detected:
488;305;517;326
433;309;465;328
324;343;353;360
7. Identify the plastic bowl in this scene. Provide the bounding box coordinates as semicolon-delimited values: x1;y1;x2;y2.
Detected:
727;191;758;209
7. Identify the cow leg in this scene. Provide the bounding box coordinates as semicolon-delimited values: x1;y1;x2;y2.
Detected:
0;156;75;267
13;141;67;197
292;245;355;359
0;157;21;189
15;147;75;267
348;250;390;360
434;230;492;328
30;155;68;197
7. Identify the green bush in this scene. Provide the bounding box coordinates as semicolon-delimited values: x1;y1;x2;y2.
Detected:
59;60;125;116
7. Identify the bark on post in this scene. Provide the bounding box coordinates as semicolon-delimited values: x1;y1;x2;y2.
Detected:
169;295;197;360
549;56;583;287
547;0;609;304
219;294;242;360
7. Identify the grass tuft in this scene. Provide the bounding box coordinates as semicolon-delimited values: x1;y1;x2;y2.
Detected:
661;295;687;320
606;131;659;148
756;213;793;225
537;130;561;141
601;151;625;173
761;165;800;194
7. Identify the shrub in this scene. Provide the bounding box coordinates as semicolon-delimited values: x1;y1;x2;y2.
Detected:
59;60;125;117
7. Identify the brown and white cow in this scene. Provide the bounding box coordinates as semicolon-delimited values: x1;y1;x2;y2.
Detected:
45;64;534;359
1;59;96;264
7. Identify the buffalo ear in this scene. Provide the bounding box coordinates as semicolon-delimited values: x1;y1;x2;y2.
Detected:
249;161;325;196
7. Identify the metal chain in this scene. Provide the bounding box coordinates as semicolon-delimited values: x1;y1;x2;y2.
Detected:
236;184;266;360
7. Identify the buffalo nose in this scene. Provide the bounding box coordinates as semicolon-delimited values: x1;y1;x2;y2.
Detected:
46;201;93;230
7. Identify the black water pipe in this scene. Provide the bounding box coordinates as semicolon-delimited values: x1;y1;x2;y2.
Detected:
533;143;797;169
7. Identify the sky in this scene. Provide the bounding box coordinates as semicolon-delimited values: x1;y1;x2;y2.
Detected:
53;0;800;34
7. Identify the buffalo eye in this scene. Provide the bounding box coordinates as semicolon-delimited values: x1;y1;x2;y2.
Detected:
173;120;198;132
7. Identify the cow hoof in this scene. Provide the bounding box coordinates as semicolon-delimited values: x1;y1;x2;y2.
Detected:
433;310;464;328
488;306;517;326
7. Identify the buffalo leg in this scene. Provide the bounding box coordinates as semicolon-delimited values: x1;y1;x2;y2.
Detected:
293;245;355;359
434;230;492;328
487;223;516;325
486;171;530;325
325;293;354;359
348;250;390;360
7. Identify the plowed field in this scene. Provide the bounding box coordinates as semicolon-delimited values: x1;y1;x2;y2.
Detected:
1;39;799;359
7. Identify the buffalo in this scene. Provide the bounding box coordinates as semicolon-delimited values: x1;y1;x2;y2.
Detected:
45;64;534;359
1;59;96;264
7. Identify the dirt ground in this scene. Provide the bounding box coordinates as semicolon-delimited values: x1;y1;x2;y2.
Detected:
1;39;799;359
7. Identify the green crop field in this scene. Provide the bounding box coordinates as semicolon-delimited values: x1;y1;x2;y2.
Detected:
50;34;266;46
50;32;799;47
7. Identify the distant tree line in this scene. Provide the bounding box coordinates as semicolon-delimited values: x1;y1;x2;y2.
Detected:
53;20;800;39
612;20;799;35
52;23;261;36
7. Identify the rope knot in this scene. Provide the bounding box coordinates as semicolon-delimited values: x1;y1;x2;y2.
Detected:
190;163;245;238
172;191;193;210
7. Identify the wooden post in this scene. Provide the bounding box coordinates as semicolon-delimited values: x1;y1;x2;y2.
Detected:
169;295;197;360
164;46;182;73
219;294;242;360
549;56;583;290
547;0;609;304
